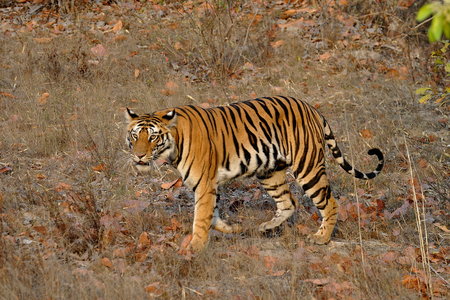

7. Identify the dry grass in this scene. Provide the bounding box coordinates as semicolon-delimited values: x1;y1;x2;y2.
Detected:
1;0;449;299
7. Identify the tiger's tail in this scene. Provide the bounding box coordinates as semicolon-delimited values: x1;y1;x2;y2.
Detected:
323;119;384;180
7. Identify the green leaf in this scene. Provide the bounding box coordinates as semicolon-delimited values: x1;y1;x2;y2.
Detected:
429;14;444;42
436;58;444;65
446;63;450;74
419;94;432;104
415;87;432;95
416;3;434;22
444;23;450;39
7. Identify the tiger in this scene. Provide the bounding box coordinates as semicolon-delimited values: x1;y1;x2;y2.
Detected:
125;96;384;251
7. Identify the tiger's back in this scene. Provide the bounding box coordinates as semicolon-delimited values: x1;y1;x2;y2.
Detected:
126;96;384;250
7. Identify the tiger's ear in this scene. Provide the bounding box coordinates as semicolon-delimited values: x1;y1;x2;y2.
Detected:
162;110;177;128
125;108;139;122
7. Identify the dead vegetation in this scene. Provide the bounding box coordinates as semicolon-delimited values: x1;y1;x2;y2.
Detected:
0;0;449;299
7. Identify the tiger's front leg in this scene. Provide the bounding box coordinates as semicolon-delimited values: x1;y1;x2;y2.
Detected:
187;183;217;251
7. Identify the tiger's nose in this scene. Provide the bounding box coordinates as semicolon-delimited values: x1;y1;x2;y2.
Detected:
136;153;146;159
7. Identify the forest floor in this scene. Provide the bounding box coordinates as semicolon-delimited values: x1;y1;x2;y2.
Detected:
0;0;450;299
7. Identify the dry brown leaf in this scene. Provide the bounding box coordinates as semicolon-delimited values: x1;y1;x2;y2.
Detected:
264;256;279;270
0;166;13;174
178;234;192;252
0;92;17;98
126;51;137;59
134;69;140;79
319;52;331;60
54;182;71;192
198;102;210;109
392;228;401;236
113;20;122;34
111;35;127;43
145;282;163;296
90;44;107;57
418;158;427;168
161;178;182;189
271;40;285;48
138;231;151;248
434;223;450;233
165;81;179;91
360;129;373;139
92;164;106;172
160;89;174;96
33;225;47;235
101;257;113;268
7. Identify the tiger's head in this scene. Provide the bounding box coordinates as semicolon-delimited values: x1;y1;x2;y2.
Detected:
125;108;178;172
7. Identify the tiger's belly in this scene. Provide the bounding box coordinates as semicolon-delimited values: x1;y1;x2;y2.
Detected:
216;151;289;185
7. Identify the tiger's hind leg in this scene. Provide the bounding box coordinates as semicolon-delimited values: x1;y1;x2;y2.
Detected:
212;205;242;233
298;171;338;245
258;169;298;232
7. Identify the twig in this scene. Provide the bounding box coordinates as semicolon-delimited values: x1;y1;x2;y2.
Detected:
414;16;435;30
184;287;203;296
344;105;366;270
404;136;434;298
428;262;450;288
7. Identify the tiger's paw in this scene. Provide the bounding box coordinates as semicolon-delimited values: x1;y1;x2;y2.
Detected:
306;233;331;245
231;224;243;234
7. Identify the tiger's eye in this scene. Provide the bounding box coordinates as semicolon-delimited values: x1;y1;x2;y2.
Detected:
150;135;157;141
132;134;138;139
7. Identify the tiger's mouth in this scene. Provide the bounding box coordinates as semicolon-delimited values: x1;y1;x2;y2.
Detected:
136;161;149;166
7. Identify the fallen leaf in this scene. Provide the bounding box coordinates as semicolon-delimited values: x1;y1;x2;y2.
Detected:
145;282;163;296
379;251;399;263
33;225;47;235
198;102;210;109
319;52;331;60
161;178;182;189
245;245;260;258
338;205;348;222
134;69;139;79
138;231;151;248
111;35;127;43
0;166;13;174
160;89;174;96
0;92;17;98
37;92;49;105
264;256;279;270
271;40;285;48
205;286;219;295
101;257;113;268
90;44;107;57
165;217;183;231
113;20;122;34
54;182;71;192
434;223;450;233
178;234;192;252
311;212;320;221
297;224;313;235
165;81;179;91
360;129;373;139
99;215;122;231
92;164;106;172
126;51;137;59
392;228;401;236
418;158;427;168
